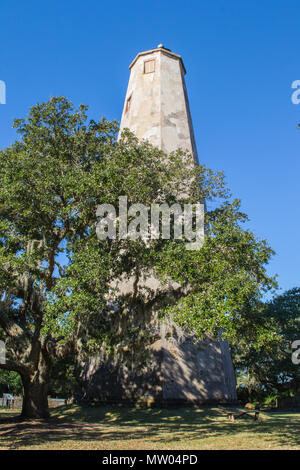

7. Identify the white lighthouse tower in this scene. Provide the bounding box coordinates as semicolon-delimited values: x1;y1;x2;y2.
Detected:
119;44;198;162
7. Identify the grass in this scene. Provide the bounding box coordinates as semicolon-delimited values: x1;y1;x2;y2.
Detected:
0;405;300;450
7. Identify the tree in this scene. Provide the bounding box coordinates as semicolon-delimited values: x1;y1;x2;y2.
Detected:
0;97;116;417
232;288;300;403
0;96;276;418
0;97;225;417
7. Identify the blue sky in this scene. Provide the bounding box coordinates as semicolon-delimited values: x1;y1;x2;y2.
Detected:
0;1;299;294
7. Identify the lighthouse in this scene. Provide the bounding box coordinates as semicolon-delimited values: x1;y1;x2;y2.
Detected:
81;46;237;405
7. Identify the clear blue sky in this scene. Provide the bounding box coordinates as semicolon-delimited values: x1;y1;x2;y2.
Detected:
0;1;299;295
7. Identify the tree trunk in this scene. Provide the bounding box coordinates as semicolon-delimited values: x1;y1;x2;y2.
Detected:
21;365;50;419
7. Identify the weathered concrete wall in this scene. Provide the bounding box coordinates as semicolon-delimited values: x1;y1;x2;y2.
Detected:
81;330;237;405
160;336;237;403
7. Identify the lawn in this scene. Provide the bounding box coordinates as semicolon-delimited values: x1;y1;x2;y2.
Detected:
0;405;299;450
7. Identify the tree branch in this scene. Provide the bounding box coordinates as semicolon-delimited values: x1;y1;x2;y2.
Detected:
0;359;29;375
0;304;26;339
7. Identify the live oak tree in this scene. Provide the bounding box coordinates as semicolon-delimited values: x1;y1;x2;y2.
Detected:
0;97;213;417
0;98;116;417
0;97;276;418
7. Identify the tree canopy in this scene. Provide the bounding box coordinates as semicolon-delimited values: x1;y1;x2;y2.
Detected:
0;96;276;417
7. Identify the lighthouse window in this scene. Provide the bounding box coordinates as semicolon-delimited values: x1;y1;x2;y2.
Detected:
125;94;132;113
144;59;155;74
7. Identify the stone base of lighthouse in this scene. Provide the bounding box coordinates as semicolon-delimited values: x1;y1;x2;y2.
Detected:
80;328;237;406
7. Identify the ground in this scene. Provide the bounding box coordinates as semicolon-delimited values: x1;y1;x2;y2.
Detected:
0;405;299;450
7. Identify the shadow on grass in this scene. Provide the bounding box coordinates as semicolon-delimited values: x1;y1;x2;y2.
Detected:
0;405;300;449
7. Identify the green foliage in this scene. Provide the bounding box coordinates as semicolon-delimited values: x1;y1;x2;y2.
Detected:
233;287;300;403
48;355;80;398
0;369;22;395
156;199;276;339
